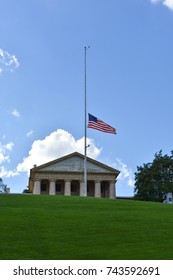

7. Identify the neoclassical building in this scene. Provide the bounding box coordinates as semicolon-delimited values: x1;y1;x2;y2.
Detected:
29;152;120;199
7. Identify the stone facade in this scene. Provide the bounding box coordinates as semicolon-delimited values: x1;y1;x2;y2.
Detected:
29;152;120;199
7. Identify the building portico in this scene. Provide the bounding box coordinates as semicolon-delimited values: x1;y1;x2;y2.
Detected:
29;152;120;199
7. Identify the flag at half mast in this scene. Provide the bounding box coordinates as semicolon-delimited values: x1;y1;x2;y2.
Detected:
88;113;116;134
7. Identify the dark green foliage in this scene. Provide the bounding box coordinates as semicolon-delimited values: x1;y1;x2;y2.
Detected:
23;186;31;193
134;150;173;202
0;177;7;193
1;194;173;260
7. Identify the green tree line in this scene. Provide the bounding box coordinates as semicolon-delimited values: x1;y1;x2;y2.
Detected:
134;150;173;202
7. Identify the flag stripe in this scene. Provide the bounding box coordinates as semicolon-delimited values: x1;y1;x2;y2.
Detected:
88;114;116;134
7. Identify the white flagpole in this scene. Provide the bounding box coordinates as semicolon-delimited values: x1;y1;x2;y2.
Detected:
84;46;90;196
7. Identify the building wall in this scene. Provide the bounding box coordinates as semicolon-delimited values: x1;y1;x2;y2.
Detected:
163;193;173;204
30;175;117;199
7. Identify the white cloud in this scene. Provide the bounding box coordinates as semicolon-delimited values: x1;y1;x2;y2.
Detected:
17;129;102;173
0;141;16;179
0;166;19;178
11;109;20;118
112;159;135;188
27;129;34;137
163;0;173;10
0;142;18;178
0;142;14;164
0;153;9;164
5;142;14;151
0;48;19;74
149;0;173;10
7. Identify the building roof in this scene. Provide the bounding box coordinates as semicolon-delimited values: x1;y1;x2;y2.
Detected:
30;152;120;175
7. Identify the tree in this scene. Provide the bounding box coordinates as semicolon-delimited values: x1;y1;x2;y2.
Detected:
23;186;30;193
0;177;7;193
134;150;173;202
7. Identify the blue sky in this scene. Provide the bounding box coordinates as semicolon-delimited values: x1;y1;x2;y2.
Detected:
1;0;173;196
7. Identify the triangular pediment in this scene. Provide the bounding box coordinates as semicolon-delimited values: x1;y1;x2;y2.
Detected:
32;152;119;175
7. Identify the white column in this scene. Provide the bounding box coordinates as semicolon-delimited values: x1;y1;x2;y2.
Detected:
64;180;71;196
33;180;40;194
95;181;101;198
49;180;56;195
110;180;116;199
80;181;84;196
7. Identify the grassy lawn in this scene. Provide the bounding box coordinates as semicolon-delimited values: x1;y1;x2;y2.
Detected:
0;194;173;260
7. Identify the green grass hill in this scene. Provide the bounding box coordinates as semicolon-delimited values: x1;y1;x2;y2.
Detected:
0;194;173;260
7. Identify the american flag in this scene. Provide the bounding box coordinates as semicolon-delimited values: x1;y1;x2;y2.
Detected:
88;113;116;134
